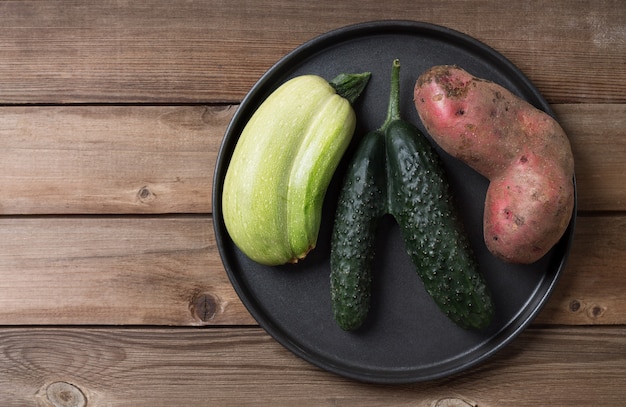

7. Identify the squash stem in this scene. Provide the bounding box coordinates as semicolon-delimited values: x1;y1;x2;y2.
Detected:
329;72;372;105
380;59;401;132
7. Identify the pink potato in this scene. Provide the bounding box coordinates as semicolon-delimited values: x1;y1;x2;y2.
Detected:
414;65;574;264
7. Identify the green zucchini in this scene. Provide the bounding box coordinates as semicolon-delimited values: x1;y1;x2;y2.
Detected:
330;59;494;330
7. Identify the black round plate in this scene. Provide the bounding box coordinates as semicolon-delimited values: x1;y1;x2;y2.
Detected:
212;21;576;383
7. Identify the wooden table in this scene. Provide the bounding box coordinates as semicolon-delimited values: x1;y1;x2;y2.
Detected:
1;1;624;405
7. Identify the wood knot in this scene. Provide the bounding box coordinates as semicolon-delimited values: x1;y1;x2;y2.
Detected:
587;304;606;319
569;299;606;319
569;299;582;312
46;382;86;407
190;292;219;322
137;186;156;203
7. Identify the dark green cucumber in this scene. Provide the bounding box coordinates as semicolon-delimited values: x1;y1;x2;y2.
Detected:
330;59;494;331
330;130;387;331
386;119;494;329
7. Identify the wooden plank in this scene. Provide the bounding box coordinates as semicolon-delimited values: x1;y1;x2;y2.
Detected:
554;104;626;212
0;216;255;326
0;105;231;214
0;214;622;326
536;214;626;325
0;103;624;214
0;326;624;406
0;0;623;104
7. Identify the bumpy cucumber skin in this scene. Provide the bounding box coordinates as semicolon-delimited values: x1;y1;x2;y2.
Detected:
222;75;356;266
385;120;494;330
330;131;387;331
330;60;493;331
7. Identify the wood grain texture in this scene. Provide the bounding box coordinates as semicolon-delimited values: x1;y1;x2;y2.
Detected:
0;214;622;326
0;0;623;104
534;214;626;325
553;104;626;212
0;216;254;325
0;104;623;214
1;326;624;406
0;105;232;214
